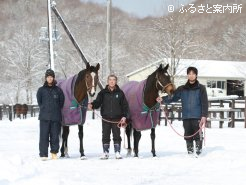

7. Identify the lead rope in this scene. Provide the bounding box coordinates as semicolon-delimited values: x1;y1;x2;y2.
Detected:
92;109;127;128
162;107;206;146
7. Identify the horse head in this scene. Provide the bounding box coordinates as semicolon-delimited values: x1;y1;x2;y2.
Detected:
155;64;175;96
85;62;100;97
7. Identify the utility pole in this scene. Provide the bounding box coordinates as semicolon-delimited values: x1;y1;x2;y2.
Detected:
106;0;112;76
47;0;55;70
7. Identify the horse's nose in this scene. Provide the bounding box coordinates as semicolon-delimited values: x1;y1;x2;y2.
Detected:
90;92;95;97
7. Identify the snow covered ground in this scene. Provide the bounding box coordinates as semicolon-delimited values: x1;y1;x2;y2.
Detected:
0;115;246;185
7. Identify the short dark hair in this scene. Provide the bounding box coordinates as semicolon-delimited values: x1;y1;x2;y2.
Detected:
187;66;198;75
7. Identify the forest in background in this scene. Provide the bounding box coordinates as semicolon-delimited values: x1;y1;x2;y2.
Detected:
0;0;245;104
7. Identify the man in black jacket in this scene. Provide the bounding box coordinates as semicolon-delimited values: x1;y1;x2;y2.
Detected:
36;69;65;160
88;75;129;159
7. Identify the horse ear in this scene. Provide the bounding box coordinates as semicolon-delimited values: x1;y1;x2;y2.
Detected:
163;64;169;71
96;63;100;71
86;62;90;70
158;64;163;71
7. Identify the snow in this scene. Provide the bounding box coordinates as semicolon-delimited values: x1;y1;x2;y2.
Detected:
0;115;246;185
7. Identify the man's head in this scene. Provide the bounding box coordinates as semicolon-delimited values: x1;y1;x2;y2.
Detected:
45;69;55;85
187;66;198;83
107;74;117;88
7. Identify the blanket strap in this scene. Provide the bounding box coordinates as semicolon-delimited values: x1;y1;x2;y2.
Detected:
141;103;160;128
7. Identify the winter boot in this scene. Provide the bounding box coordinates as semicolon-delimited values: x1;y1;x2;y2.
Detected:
195;139;203;155
114;144;122;159
40;157;48;161
186;140;194;154
100;144;110;160
51;153;58;160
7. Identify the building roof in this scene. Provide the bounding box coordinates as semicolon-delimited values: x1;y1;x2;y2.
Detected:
126;59;246;79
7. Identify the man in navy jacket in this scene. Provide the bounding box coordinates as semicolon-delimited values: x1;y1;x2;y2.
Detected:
37;69;64;160
160;67;208;156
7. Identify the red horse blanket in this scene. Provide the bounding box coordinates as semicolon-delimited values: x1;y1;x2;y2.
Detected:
57;75;88;126
121;80;160;131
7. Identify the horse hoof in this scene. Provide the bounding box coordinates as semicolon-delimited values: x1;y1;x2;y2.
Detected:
80;156;87;160
60;154;70;158
126;149;132;157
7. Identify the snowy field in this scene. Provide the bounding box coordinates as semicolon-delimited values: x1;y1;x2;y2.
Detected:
0;114;246;185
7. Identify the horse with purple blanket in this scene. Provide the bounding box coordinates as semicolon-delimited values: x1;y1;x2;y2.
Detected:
57;63;100;159
122;64;174;157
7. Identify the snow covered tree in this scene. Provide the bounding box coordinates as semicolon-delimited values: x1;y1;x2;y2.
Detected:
152;12;204;84
2;28;47;104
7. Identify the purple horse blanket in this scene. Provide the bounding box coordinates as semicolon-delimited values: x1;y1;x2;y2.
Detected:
121;80;160;131
57;75;88;126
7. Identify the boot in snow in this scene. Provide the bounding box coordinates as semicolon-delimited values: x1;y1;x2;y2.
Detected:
100;144;110;160
114;143;122;159
186;140;194;154
51;153;58;160
195;140;203;155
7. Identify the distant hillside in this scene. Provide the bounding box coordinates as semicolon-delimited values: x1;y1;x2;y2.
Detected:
0;0;246;104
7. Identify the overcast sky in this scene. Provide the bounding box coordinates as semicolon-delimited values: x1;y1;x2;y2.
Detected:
82;0;195;18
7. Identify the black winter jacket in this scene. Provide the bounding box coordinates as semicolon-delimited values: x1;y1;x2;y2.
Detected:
37;82;65;122
92;85;129;120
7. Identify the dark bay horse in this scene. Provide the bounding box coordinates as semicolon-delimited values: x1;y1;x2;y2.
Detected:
14;104;22;119
21;104;28;119
122;64;174;157
14;104;28;119
58;63;100;159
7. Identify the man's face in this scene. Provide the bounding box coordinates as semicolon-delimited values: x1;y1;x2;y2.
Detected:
187;71;197;83
46;76;54;84
108;77;117;88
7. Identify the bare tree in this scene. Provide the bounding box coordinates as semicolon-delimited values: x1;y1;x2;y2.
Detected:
152;12;204;83
2;28;47;104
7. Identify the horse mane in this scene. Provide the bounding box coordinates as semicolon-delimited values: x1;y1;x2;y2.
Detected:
146;70;157;83
75;69;87;87
143;69;159;108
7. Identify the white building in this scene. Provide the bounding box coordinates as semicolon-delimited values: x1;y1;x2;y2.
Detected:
126;59;246;97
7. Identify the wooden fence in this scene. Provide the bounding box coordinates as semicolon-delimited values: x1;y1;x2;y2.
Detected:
0;104;39;121
1;96;246;128
161;96;246;128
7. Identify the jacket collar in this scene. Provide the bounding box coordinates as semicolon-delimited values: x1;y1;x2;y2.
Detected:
105;84;120;92
184;80;200;89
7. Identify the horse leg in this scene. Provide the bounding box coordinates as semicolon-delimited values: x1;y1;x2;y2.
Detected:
125;123;132;156
78;125;86;159
60;126;69;158
151;128;157;157
133;129;141;157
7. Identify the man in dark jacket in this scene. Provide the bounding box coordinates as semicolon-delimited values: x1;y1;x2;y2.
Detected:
36;69;65;160
160;67;208;156
88;74;129;159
